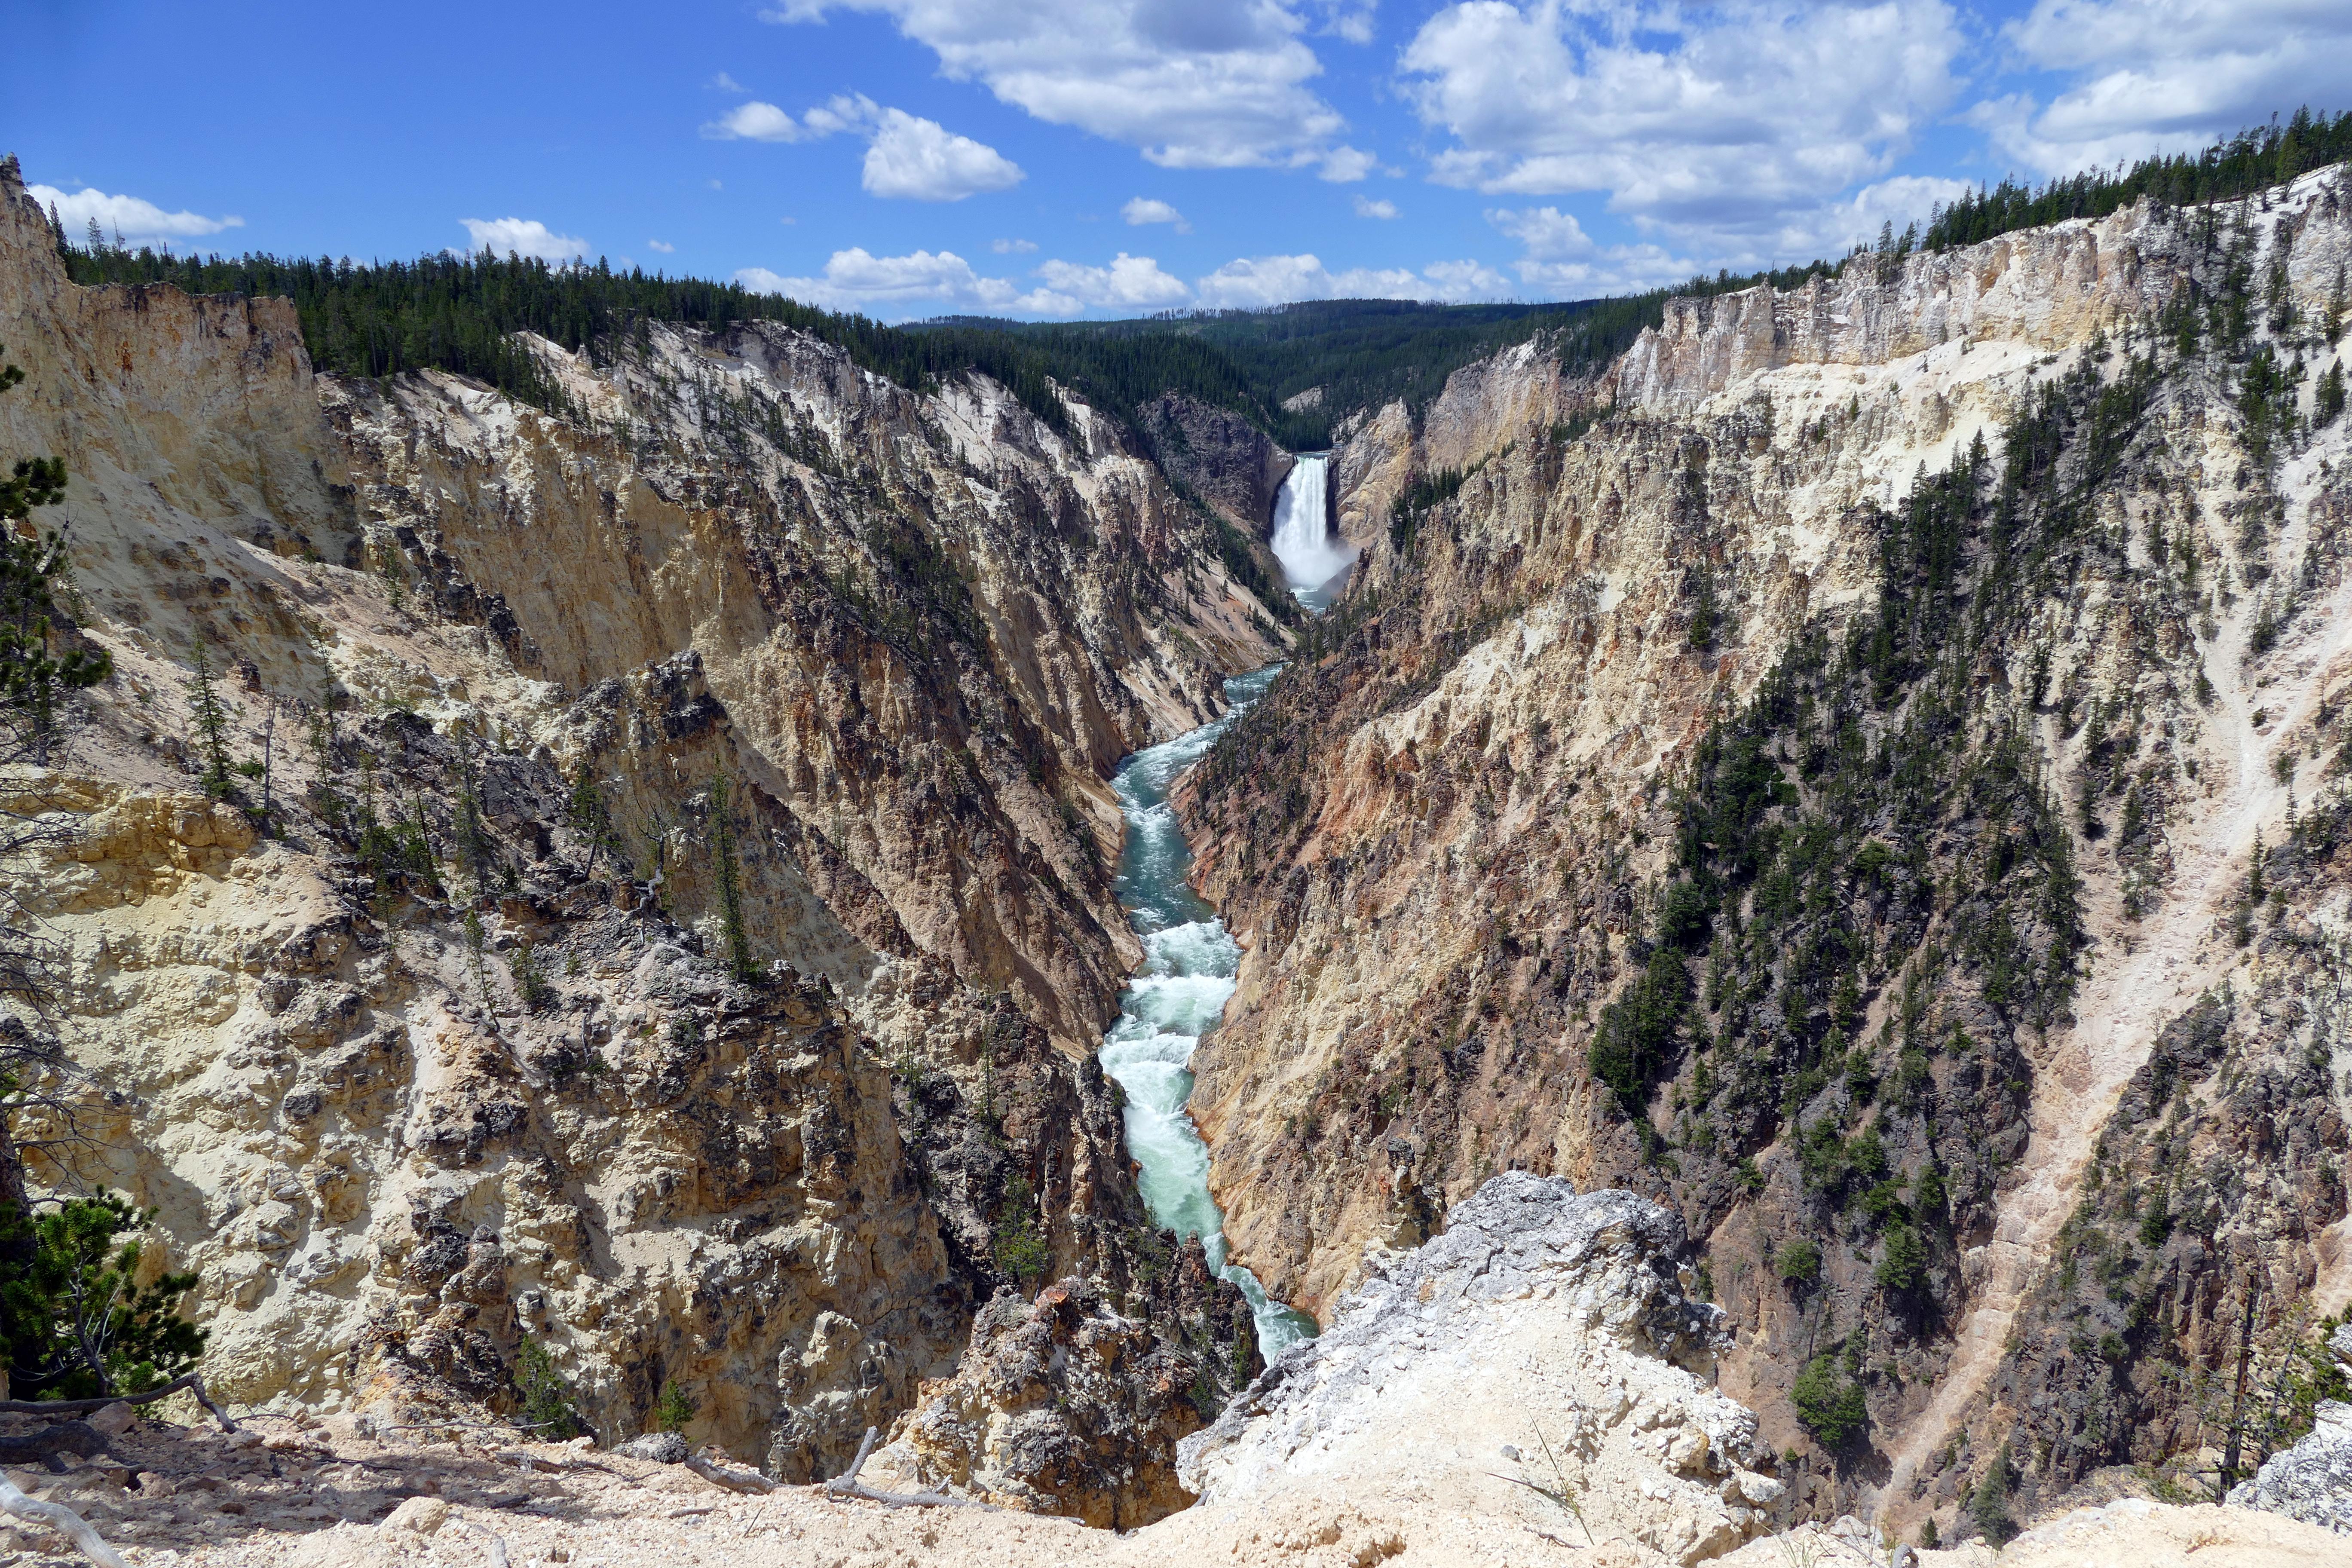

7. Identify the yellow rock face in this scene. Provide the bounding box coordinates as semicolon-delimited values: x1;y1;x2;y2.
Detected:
0;154;1283;1481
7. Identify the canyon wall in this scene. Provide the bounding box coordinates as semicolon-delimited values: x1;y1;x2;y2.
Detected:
1183;169;2352;1538
0;156;1279;1487
1135;389;1294;535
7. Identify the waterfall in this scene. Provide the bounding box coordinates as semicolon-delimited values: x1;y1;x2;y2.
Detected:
1268;454;1356;613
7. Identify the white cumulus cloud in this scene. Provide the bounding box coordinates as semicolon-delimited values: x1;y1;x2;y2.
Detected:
1194;252;1510;308
31;184;242;248
1122;197;1190;230
993;237;1040;253
1978;1;2352;176
864;108;1025;200
704;93;1022;201
457;217;591;263
702;101;810;142
1035;252;1191;307
1401;1;1964;263
738;248;1078;318
1353;195;1399;219
647;239;676;254
1486;205;1695;295
770;0;1357;171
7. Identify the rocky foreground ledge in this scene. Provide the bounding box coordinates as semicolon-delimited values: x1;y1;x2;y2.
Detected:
5;1173;2348;1566
2225;1323;2352;1537
1179;1174;1784;1565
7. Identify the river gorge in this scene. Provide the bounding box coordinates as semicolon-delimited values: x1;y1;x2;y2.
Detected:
1091;452;1354;1359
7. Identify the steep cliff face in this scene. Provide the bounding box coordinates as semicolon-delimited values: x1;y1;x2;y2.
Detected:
1182;167;2352;1532
0;156;1279;1487
1135;390;1294;533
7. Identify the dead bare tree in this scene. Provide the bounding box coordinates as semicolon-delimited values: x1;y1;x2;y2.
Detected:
820;1427;996;1510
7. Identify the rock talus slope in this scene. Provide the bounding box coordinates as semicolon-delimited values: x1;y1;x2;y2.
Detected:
1180;1173;1784;1566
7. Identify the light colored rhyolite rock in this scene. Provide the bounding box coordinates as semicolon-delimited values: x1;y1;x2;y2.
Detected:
1179;1174;1782;1565
1182;163;2352;1537
2224;1324;2352;1534
0;148;1278;1492
1610;169;2352;412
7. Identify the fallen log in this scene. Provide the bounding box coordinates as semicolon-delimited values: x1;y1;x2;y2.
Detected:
819;1427;995;1511
0;1373;237;1433
685;1452;775;1494
0;1472;128;1568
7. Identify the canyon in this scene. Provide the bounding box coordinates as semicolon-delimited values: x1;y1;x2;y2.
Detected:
1183;167;2352;1539
0;152;1281;1502
4;141;2352;1563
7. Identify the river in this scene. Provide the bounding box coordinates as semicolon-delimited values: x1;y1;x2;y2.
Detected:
1096;665;1317;1358
1094;455;1360;1359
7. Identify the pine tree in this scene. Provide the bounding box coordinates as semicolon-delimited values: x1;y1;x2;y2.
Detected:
184;641;235;799
566;763;616;877
453;735;492;891
464;908;493;1017
306;686;346;824
1968;1447;2016;1544
1;349;109;768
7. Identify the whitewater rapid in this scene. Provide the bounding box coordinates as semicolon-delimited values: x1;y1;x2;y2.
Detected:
1096;665;1317;1360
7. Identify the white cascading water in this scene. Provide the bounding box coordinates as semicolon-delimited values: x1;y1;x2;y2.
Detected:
1096;666;1317;1360
1094;450;1358;1363
1268;454;1356;613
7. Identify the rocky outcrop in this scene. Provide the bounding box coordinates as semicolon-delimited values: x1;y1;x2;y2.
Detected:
2227;1324;2352;1534
10;757;962;1476
1179;165;2352;1540
1181;1174;1781;1565
1611;172;2352;411
1135;390;1293;534
0;150;1277;1494
878;1244;1257;1528
2231;1400;2352;1536
1329;335;1586;551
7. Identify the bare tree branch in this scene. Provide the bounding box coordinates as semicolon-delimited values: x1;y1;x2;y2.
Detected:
819;1426;996;1511
0;1471;128;1568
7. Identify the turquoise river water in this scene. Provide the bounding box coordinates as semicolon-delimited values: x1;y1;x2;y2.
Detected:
1096;665;1318;1358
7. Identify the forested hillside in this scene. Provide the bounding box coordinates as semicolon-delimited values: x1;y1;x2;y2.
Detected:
1925;108;2352;251
48;222;1826;451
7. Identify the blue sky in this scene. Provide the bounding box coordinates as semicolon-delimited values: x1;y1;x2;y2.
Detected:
12;2;2352;320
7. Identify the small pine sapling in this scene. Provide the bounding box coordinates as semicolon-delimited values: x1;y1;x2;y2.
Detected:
184;641;236;800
